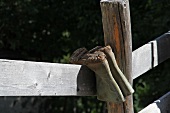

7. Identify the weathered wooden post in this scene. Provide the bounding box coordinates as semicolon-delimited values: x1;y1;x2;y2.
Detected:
100;0;133;113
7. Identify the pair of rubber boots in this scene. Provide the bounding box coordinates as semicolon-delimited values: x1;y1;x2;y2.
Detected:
70;46;134;103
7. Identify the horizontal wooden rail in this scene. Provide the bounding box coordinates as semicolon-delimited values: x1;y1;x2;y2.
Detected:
132;31;170;79
0;59;96;96
139;91;170;113
0;31;169;96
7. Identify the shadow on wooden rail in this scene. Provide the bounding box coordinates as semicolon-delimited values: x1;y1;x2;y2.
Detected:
132;31;170;79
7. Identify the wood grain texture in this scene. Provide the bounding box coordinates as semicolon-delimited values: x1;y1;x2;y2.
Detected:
132;31;170;79
0;59;96;96
0;32;169;98
138;92;170;113
100;0;133;113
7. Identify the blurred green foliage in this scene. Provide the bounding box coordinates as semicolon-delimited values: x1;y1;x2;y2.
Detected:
0;0;170;112
0;0;103;62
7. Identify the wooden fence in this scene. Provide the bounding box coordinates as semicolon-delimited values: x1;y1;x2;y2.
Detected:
0;0;170;113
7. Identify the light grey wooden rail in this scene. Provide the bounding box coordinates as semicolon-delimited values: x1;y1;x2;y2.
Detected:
0;31;169;96
0;60;95;96
132;31;170;79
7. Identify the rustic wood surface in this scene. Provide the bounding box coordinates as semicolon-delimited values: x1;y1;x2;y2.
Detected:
138;91;170;113
132;31;170;79
0;59;96;96
0;31;169;96
100;0;133;113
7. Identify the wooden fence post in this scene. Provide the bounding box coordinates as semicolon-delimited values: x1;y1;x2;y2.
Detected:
100;0;133;113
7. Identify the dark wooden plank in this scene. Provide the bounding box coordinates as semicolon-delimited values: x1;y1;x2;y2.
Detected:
0;59;96;96
132;31;170;79
157;31;170;63
139;91;170;113
100;0;133;113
